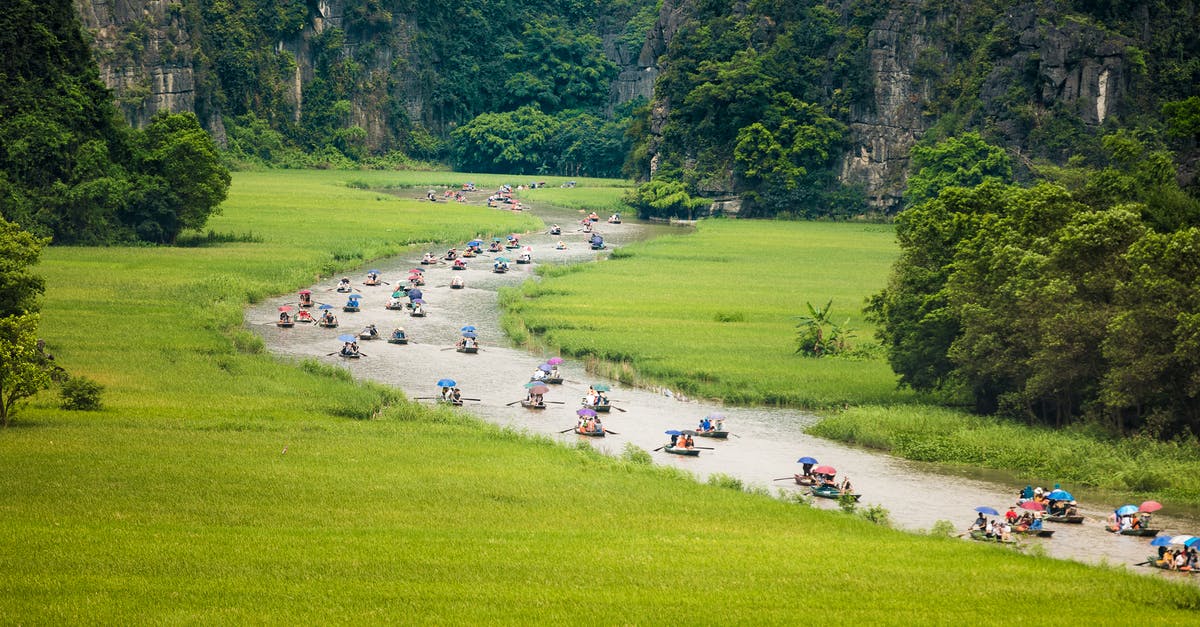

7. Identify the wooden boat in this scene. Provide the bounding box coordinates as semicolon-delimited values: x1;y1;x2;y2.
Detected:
420;259;436;265
575;427;605;437
387;337;408;345
358;331;380;340
695;430;729;439
793;474;817;486
363;279;381;286
342;305;360;312
969;530;1017;544
590;243;605;250
462;250;477;258
520;400;546;410
437;398;464;407
456;346;479;354
1108;521;1159;536
505;244;520;250
1044;514;1085;524
339;352;361;359
581;402;611;413
385;302;406;310
410;310;426;317
810;484;861;501
299;301;313;308
608;218;621;224
493;267;508;274
336;286;353;293
276;320;295;328
542;377;563;385
451;264;466;271
1142;557;1200;573
516;256;531;264
664;445;699;456
549;228;562;235
450;283;465;289
318;320;338;328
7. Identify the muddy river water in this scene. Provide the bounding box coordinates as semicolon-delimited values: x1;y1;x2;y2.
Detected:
246;199;1199;582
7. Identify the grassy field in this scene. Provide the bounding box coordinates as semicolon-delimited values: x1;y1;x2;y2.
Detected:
3;170;1199;621
501;219;915;406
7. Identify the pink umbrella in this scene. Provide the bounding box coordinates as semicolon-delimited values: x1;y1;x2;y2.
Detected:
278;305;294;312
1140;500;1163;513
547;357;564;365
527;384;549;395
1020;501;1045;511
813;465;837;476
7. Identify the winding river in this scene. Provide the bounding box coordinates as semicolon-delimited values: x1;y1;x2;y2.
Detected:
246;198;1200;582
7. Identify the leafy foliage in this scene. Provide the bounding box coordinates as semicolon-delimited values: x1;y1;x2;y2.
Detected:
794;300;854;357
905;132;1013;206
621;180;709;220
60;376;104;411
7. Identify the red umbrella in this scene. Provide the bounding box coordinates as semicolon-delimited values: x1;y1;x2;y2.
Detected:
1019;500;1045;511
1140;500;1163;513
278;305;294;312
298;289;311;295
813;465;837;476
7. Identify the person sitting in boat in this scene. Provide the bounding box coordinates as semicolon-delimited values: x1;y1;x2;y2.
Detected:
441;386;452;401
299;292;313;306
296;310;314;323
337;277;352;291
1018;485;1034;502
839;476;853;494
361;324;378;338
583;386;597;406
801;461;814;478
1028;516;1043;531
608;213;620;223
340;342;359;357
1004;507;1018;523
451;276;465;288
411;302;424;315
1064;501;1079;517
971;512;987;531
391;328;406;340
345;296;360;308
445;248;458;260
596;392;608;406
531;368;546;382
422;252;437;264
588;212;599;222
387;294;403;308
279;311;291;323
452;259;467;270
698;417;712;432
681;434;695;449
669;433;679;447
549;224;561;234
366;271;380;283
488;241;503;252
554;241;566;250
450;388;463;403
320;311;337;325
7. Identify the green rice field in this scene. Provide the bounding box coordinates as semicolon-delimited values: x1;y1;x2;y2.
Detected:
2;170;1198;621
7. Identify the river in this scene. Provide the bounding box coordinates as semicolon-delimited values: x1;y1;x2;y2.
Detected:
245;198;1199;582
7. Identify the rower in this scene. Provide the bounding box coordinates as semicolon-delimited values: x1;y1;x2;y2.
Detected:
391;328;406;340
451;388;463;403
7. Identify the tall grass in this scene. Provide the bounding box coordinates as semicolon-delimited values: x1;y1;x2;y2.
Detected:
3;171;1198;620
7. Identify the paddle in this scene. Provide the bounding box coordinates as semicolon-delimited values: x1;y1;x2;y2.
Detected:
440;347;457;351
460;397;482;401
691;446;715;450
505;400;523;406
602;429;619;435
772;477;794;481
558;427;575;433
652;446;665;452
1133;560;1152;566
545;401;566;404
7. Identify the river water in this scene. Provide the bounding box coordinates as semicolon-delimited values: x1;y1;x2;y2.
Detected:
245;198;1199;581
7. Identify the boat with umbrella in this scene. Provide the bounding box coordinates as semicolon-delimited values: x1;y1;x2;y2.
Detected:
342;294;362;312
276;305;295;327
1107;503;1162;536
363;269;383;286
492;257;510;273
792;456;819;485
409;298;427;317
573;408;605;437
298;289;314;307
316;304;338;327
457;331;479;353
542;357;564;384
385;289;407;310
662;430;699;456
808;465;861;500
436;378;462;406
521;382;548;409
336;334;361;358
582;383;612;412
695;412;729;439
1143;535;1200;572
968;506;1018;543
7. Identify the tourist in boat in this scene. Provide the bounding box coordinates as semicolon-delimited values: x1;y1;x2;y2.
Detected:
583;386;597;406
839;476;853;494
452;259;467;269
391;328;406;341
596;391;609;406
547;364;560;379
1028;516;1044;532
320;310;337;325
340;342;359;357
451;388;463;403
337;277;352;291
1005;507;1018;523
422;252;437;264
698;417;712;432
972;512;987;531
387;293;403;308
1018;485;1034;502
555;241;566;250
279;311;291;323
366;271;380;283
360;324;378;338
441;386;452;401
669;433;679;447
296;310;314;323
682;434;695;449
531;367;546;382
299;292;313;306
588;212;599;222
800;461;814;478
445;248;458;260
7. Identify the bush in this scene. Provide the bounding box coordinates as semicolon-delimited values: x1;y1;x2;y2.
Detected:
60;376;103;411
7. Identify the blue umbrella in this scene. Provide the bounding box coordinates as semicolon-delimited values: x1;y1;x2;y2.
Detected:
337;334;356;342
436;378;456;387
507;235;516;241
797;456;819;464
407;289;423;300
1115;505;1139;516
664;430;682;436
538;364;553;372
319;304;334;310
1150;536;1173;547
368;269;381;274
493;237;502;242
412;298;426;304
461;325;476;332
462;331;476;338
974;506;1000;516
467;240;482;247
1046;489;1073;501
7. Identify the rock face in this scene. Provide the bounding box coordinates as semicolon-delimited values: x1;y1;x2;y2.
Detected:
75;0;196;130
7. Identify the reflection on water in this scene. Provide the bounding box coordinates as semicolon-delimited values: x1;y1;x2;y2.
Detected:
246;200;1199;582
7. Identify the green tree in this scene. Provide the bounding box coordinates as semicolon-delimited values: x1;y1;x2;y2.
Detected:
0;313;54;427
622;180;710;220
501;21;617;113
450;106;561;174
905;133;1013;206
0;216;50;317
794;300;854;357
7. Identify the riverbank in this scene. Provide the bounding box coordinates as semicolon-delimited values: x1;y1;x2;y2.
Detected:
4;170;1198;620
501;217;1200;507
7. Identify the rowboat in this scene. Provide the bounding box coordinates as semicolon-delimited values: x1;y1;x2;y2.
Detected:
590;243;605;250
575;427;605;437
1106;526;1160;537
420;259;436;265
493;267;507;274
385;303;406;310
336;286;352;293
793;474;817;486
696;430;729;439
810;484;861;501
520;400;546;410
969;530;1018;544
664;445;699;456
410;310;426;317
457;346;479;354
318;321;338;328
549;227;561;235
505;244;520;250
450;283;465;289
358;332;379;340
387;337;408;345
582;402;611;413
1142;557;1200;573
339;352;361;359
276;320;295;328
343;305;360;312
1044;514;1085;524
516;257;531;264
437;398;464;407
542;377;563;384
363;279;381;286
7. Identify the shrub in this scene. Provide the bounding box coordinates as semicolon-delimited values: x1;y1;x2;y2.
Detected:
60;376;103;411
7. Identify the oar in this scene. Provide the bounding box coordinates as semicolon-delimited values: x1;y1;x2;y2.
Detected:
691;446;715;450
602;429;619;435
440;347;457;351
545;401;566;404
411;396;438;400
772;477;794;481
460;397;482;401
610;405;628;413
652;446;665;452
558;427;576;433
505;400;523;406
